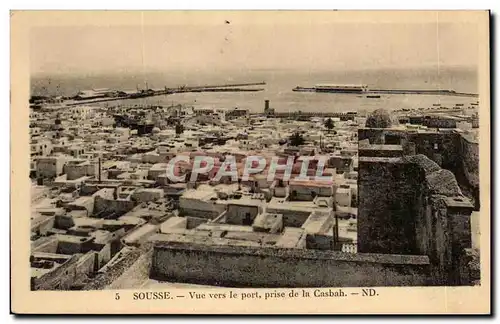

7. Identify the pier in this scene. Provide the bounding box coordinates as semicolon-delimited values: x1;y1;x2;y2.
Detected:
61;82;266;107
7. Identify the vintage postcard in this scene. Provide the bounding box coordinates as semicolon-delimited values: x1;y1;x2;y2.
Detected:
11;10;490;314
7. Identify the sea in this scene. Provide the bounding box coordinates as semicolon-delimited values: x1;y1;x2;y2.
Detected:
30;67;478;114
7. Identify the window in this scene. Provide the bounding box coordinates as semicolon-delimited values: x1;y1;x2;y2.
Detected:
434;143;439;150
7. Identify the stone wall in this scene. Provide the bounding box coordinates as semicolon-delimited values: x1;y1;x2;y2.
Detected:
358;128;480;210
459;135;480;209
151;242;431;287
75;251;98;278
358;145;403;158
410;132;461;172
92;242;112;269
32;252;97;290
460;136;479;187
32;255;79;290
357;151;474;285
84;245;151;290
358;128;461;168
357;157;425;255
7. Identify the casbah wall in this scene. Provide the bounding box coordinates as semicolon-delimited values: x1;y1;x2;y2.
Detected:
459;135;480;209
151;242;431;288
460;136;479;188
357;157;426;255
358;128;479;209
357;151;474;285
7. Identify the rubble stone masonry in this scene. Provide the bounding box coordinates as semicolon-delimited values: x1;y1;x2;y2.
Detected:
151;242;431;287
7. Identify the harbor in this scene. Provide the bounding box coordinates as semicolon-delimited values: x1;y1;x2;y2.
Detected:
31;80;480;115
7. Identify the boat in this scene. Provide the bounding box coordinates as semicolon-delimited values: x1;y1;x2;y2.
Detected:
293;84;369;93
366;95;381;99
292;86;316;92
314;84;369;93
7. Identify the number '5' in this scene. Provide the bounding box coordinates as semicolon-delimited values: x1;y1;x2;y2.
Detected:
115;293;120;300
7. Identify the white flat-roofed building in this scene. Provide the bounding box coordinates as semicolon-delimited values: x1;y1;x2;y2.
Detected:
179;188;226;219
335;184;352;207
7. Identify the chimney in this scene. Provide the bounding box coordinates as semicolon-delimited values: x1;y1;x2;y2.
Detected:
264;100;270;112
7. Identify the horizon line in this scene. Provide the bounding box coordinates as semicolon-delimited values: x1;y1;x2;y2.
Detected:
30;64;478;78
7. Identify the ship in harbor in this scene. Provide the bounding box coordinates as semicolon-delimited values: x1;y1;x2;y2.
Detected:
293;84;369;93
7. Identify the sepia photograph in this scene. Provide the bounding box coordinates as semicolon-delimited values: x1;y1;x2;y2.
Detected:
10;10;490;314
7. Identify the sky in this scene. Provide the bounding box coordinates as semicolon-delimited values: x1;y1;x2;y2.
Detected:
30;20;480;76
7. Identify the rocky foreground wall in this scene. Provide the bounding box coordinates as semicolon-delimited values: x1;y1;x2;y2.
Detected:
151;242;431;287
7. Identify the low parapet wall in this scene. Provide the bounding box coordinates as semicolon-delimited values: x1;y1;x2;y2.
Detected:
151;241;431;287
84;245;151;290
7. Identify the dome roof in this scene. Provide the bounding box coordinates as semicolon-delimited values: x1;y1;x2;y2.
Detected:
365;109;392;128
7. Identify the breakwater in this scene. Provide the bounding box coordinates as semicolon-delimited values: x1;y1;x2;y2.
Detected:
292;87;478;98
58;82;267;107
369;89;478;97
